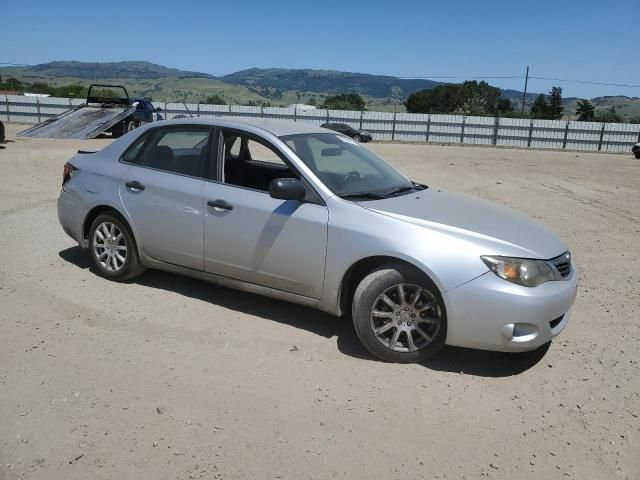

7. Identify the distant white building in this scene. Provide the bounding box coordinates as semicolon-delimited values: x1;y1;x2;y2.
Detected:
288;103;316;111
24;93;51;97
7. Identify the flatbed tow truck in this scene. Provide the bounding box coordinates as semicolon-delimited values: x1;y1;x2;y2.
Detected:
18;84;137;140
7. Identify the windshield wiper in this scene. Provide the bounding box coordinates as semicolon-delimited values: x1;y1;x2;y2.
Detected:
382;184;426;197
338;192;386;200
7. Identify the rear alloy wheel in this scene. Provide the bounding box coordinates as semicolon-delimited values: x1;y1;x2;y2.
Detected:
93;221;127;272
89;212;145;281
127;120;142;132
352;264;446;363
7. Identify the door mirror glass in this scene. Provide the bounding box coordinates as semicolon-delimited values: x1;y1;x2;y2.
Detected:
269;178;306;201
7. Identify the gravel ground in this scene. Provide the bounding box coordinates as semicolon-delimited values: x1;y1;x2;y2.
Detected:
0;123;638;480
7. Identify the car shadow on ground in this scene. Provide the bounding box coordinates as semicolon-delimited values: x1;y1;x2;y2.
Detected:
59;246;550;378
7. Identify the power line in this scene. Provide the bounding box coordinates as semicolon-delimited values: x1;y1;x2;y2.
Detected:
529;76;640;89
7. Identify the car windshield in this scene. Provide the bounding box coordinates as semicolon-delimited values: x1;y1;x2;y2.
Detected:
281;133;420;199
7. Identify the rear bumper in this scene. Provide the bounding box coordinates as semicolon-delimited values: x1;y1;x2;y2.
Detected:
57;190;87;246
445;268;578;352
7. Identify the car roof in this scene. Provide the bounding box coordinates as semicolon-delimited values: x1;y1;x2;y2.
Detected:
156;117;329;137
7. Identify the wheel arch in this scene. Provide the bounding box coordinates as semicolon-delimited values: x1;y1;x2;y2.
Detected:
83;205;132;246
337;255;444;317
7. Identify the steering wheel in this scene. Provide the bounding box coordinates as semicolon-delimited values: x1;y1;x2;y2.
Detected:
340;170;362;188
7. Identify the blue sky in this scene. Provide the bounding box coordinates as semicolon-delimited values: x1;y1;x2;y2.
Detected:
2;0;639;98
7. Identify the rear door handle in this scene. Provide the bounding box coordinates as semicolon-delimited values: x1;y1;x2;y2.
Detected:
207;199;233;211
125;180;145;191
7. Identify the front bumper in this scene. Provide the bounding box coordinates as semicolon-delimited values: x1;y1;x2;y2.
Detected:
445;268;578;352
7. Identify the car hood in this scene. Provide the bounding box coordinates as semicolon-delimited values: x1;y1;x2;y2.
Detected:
359;189;567;259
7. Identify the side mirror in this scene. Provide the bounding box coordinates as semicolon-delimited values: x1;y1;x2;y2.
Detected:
155;107;163;112
269;178;306;201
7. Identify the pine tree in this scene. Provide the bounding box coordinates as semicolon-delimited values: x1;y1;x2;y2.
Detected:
547;87;563;120
576;100;595;121
530;94;549;119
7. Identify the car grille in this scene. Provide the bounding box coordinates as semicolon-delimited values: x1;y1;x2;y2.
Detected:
550;252;572;278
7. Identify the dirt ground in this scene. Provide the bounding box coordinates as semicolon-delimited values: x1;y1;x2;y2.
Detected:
0;123;638;480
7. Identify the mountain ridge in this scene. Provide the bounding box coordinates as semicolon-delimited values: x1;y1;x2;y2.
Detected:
1;61;639;118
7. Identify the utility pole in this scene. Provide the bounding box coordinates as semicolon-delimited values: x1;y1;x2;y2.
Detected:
521;66;529;116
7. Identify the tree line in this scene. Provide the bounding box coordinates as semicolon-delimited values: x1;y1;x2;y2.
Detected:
203;92;367;110
405;81;515;116
0;76;89;98
2;75;636;123
199;88;636;123
405;83;638;123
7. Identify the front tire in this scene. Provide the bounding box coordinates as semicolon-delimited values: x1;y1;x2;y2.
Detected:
110;123;126;138
352;264;447;363
89;212;145;281
634;152;640;159
353;134;362;142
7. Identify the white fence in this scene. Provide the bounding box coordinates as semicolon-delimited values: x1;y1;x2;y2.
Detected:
3;94;639;153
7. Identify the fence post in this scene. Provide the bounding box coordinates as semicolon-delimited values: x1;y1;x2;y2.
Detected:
391;111;397;141
197;102;200;118
492;116;500;145
294;107;297;122
460;116;466;143
562;120;570;149
637;125;640;144
4;95;10;122
260;105;264;118
326;110;330;124
597;123;606;151
164;101;167;119
527;119;534;147
359;110;363;130
425;115;431;142
36;97;41;123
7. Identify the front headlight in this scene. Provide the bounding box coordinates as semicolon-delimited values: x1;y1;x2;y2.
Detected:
481;256;556;287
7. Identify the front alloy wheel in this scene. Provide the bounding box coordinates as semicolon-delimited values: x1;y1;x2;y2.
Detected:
352;264;447;363
370;283;442;353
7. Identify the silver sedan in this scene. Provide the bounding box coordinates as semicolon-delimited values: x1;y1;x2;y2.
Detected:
58;118;578;362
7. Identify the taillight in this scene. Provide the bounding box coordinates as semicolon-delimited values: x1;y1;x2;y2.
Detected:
62;162;77;186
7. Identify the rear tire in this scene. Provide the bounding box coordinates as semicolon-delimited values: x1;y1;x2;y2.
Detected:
89;212;145;281
634;152;640;159
352;264;447;363
353;134;362;142
127;120;142;132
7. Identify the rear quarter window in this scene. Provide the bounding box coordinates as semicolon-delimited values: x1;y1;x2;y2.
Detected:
122;132;150;164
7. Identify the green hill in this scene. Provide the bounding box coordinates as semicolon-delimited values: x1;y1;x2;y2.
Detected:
23;60;212;80
222;67;441;99
1;61;639;119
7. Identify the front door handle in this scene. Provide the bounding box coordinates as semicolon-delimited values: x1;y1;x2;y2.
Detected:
207;199;233;211
125;180;145;191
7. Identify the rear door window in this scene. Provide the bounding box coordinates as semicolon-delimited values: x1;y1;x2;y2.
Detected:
138;127;211;178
